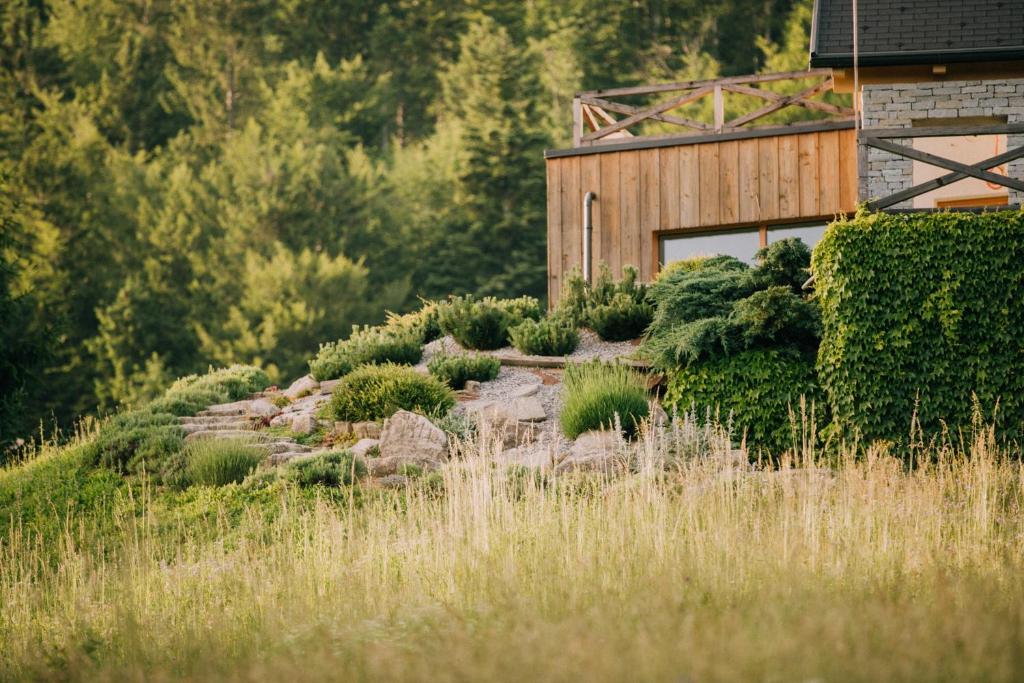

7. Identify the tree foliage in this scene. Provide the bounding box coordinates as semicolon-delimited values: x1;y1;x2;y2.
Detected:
0;0;811;438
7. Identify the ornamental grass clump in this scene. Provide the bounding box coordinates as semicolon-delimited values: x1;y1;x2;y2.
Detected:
427;352;501;389
183;438;264;487
436;295;541;350
508;318;579;356
326;363;455;422
560;361;650;439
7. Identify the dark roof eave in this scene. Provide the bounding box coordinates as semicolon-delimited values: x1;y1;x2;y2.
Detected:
810;47;1024;69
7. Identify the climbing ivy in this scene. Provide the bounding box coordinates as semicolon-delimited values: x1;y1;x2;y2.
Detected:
813;209;1024;445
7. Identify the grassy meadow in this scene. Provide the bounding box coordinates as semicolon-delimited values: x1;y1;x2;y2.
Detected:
2;419;1023;682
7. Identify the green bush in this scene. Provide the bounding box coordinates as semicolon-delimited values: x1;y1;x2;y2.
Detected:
184;438;264;487
814;210;1024;444
310;323;424;380
385;300;442;344
641;242;819;370
167;364;271;402
508;318;579;356
427;352;501;389
436;295;540;350
326;363;455;422
89;410;185;474
286;450;365;488
555;264;650;336
664;348;824;456
587;292;653;342
560;361;650;439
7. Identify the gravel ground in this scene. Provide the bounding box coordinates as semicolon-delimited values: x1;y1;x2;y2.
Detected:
417;330;639;447
417;329;640;369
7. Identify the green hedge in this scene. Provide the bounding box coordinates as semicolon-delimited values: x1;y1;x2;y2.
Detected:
664;348;823;456
814;210;1024;444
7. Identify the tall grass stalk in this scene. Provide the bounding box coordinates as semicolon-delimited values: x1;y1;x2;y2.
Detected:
1;420;1023;681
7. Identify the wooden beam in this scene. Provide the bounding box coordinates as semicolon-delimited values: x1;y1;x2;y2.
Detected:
578;68;834;99
863;136;1024;192
865;142;1024;209
713;84;724;133
723;80;852;125
582;86;714;142
572;97;582;147
582;95;710;131
864;123;1024;139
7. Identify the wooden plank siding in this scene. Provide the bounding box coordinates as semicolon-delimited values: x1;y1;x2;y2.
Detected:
545;127;857;303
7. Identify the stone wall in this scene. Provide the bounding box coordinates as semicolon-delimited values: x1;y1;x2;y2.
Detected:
860;79;1024;208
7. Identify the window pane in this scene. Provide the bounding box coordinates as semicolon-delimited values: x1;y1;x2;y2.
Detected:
661;228;761;265
768;223;827;250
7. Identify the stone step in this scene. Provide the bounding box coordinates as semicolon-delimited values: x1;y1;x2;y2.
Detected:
180;415;253;426
181;421;252;435
267;449;326;465
183;430;297;444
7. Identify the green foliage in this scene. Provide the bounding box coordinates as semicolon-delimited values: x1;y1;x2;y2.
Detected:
386;301;443;345
285;450;365;488
87;410;185;475
555;264;651;340
326;363;455;422
310;324;424;381
664;348;824;456
432;410;477;443
184;439;264;488
508;318;580;356
436;295;541;351
642;243;819;370
560;362;650;439
814;210;1024;444
427;353;501;389
587;293;654;342
0;180;54;451
149;364;271;416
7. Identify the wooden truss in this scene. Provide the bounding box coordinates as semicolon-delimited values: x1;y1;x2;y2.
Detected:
860;124;1024;210
572;69;854;147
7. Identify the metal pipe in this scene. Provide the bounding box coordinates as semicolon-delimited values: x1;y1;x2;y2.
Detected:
583;191;596;285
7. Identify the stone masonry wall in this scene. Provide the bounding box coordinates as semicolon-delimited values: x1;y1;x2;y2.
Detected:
860;79;1024;208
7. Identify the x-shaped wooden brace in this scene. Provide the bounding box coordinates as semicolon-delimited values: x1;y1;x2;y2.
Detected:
861;131;1024;210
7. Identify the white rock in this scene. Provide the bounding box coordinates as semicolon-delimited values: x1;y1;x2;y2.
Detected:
496;444;555;469
510;383;540;398
555;430;626;475
349;438;379;458
378;410;447;462
284;374;320;399
353;421;382;439
319;379;341;395
290;413;319;434
248;398;280;417
464;380;482;392
367;455;440;477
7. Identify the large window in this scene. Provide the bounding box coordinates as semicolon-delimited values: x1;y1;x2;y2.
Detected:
660;227;762;265
660;221;828;268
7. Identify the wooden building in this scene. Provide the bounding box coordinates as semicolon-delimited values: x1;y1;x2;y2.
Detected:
545;0;1024;304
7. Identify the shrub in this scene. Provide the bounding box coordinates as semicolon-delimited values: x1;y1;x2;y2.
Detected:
753;237;813;292
385;300;442;344
587;292;653;342
729;286;819;351
560;361;650;439
310;324;424;380
326;363;455;422
436;295;540;350
815;210;1024;444
167;364;271;402
286;450;365;488
89;410;185;474
555;264;650;336
428;352;501;389
433;410;477;442
508;318;579;356
184;438;264;487
664;347;824;456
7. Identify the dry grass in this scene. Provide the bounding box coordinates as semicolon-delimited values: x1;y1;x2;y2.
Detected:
1;419;1023;681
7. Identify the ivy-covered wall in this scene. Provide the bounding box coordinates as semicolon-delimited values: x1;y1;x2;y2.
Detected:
813;210;1024;444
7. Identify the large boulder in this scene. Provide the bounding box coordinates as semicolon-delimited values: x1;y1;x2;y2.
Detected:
378;410;448;463
283;374;320;399
555;430;627;475
465;397;547;448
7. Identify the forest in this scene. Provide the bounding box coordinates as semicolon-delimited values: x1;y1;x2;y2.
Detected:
0;0;812;445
